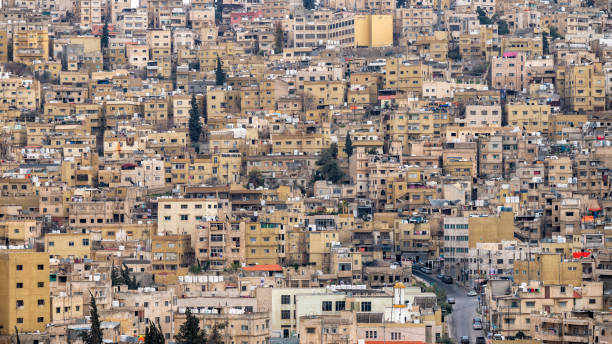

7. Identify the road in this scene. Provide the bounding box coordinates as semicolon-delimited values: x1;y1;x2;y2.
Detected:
414;270;480;342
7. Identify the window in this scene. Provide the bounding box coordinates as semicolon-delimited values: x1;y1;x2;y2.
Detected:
281;310;291;319
16;300;24;308
37;317;44;323
38;282;44;288
589;299;596;304
336;301;345;311
16;318;23;324
37;265;44;270
526;301;535;307
16;283;23;288
281;295;291;304
16;265;23;271
361;301;372;312
38;299;45;305
322;301;332;311
306;327;315;334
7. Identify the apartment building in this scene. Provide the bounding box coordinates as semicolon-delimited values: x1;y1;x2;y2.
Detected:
77;0;102;30
556;62;606;112
506;102;550;132
0;250;50;335
13;28;49;64
491;52;526;92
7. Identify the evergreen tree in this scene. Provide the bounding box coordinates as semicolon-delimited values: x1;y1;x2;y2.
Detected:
101;20;109;50
253;35;260;55
247;170;264;188
476;7;492;25
215;0;223;24
313;143;344;183
81;292;103;344
274;23;284;54
101;19;110;71
215;56;226;86
201;94;208;125
175;309;207;344
189;94;202;145
542;32;549;55
111;264;121;286
344;134;353;158
208;324;224;344
497;19;509;35
116;264;140;290
448;45;461;61
303;0;315;9
145;321;165;344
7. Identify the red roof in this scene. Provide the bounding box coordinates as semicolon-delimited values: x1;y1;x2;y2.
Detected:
242;264;283;272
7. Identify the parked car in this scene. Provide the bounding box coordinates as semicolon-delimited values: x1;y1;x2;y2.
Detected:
476;337;486;344
467;290;478;296
473;322;482;330
461;336;470;344
422;267;432;274
447;297;455;304
493;334;505;341
442;275;453;284
437;273;445;279
473;317;482;324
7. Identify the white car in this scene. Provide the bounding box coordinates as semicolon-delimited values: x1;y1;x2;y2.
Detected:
467;290;478;297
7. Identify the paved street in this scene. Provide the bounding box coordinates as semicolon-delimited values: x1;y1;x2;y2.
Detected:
414;270;480;342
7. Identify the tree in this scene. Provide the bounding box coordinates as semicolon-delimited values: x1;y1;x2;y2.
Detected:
215;56;226;86
120;264;140;290
303;0;315;9
448;45;461;61
548;25;562;40
111;264;121;286
215;0;223;24
201;94;208;125
476;7;492;25
189;94;202;145
515;331;527;339
175;309;207;344
225;261;241;273
313;143;344;183
101;20;109;50
81;292;103;344
274;23;284;54
542;32;549;55
247;170;265;188
208;324;224;344
497;19;509;35
343;134;353;158
253;35;260;55
145;321;165;344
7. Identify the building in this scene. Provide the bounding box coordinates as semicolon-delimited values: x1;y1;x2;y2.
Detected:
0;250;50;335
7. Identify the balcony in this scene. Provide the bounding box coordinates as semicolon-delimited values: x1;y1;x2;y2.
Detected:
538;331;562;342
563;334;589;343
